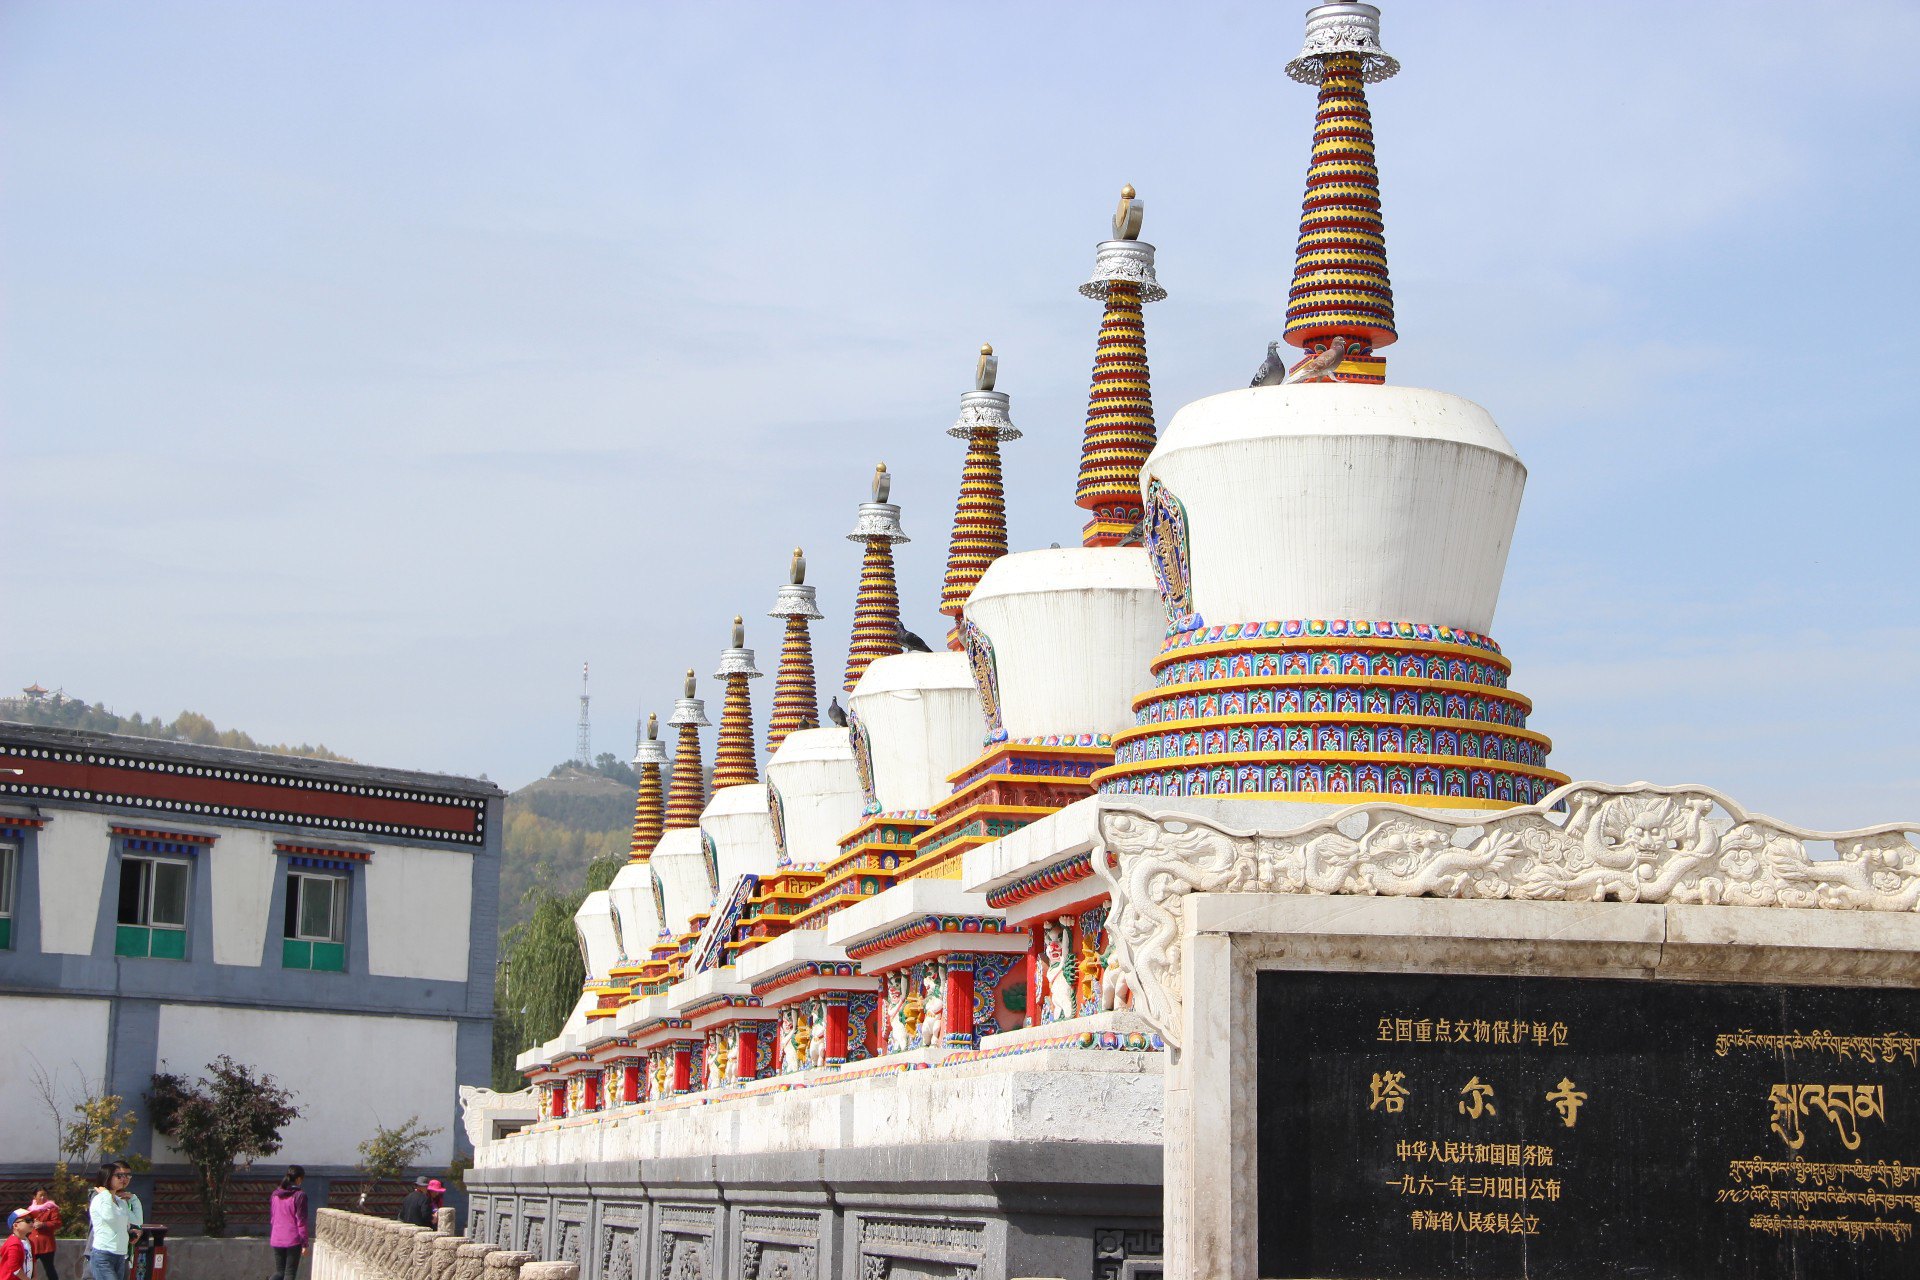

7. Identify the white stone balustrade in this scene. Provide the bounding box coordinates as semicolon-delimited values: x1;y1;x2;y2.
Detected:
313;1208;577;1280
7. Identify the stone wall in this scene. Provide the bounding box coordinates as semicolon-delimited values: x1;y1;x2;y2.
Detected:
314;1207;579;1280
465;1142;1162;1280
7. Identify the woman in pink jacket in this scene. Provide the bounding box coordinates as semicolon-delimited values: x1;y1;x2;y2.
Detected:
266;1167;309;1280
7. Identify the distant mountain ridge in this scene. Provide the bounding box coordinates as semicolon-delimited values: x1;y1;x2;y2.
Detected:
498;762;638;935
0;688;350;760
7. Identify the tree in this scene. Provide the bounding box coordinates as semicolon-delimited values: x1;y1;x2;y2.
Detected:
147;1057;300;1236
489;850;622;1090
354;1116;443;1207
27;1059;146;1237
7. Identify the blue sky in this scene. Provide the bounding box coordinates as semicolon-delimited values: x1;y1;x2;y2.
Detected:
4;1;1916;827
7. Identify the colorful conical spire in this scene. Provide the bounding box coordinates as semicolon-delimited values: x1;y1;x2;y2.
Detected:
712;616;762;789
1282;3;1398;385
843;463;909;692
1076;186;1166;547
664;670;710;830
766;547;823;753
628;712;667;860
939;345;1019;648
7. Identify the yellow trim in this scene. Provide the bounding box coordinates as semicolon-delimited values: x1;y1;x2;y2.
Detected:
1093;749;1569;785
1133;673;1533;715
1100;789;1538;813
1113;711;1554;752
1155;632;1508;672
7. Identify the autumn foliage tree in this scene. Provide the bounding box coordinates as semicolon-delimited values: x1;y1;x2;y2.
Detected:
147;1057;300;1236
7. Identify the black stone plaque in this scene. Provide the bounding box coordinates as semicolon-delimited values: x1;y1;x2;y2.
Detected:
1257;970;1920;1279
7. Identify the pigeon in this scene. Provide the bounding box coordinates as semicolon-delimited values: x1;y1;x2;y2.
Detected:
797;716;819;731
1281;337;1350;386
827;697;847;727
1117;519;1146;548
1250;341;1288;388
894;622;932;654
975;343;998;392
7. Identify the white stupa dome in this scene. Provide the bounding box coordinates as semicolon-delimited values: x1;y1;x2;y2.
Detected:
962;547;1163;740
763;726;863;866
650;826;712;935
701;782;777;882
847;651;983;812
1145;384;1525;635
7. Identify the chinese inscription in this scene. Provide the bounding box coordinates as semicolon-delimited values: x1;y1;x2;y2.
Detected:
1257;971;1920;1279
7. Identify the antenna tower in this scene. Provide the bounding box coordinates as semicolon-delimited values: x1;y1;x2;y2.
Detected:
576;662;593;765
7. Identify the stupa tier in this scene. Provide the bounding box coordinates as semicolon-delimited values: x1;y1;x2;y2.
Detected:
1075;185;1164;546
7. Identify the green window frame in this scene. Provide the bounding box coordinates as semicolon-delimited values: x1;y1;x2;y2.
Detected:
282;870;347;972
0;844;16;950
115;855;190;959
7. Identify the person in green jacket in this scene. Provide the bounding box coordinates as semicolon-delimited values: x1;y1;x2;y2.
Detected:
86;1164;142;1280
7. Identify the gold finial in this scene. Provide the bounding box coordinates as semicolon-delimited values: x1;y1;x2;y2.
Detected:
646;712;658;741
1113;184;1144;240
730;615;744;648
790;547;806;585
683;669;696;698
872;462;891;503
975;343;998;392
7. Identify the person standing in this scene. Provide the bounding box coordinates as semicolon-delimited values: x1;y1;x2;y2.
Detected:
22;1191;59;1280
1;1211;35;1280
267;1166;310;1280
86;1164;142;1280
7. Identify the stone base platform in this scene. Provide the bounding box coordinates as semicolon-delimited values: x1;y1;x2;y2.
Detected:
470;1017;1166;1280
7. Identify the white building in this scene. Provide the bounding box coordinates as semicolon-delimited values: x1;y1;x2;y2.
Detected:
0;722;503;1226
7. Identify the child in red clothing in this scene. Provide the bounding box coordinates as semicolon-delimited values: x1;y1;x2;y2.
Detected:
0;1210;35;1280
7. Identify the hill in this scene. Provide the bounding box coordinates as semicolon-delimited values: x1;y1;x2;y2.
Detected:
497;763;637;936
0;688;350;760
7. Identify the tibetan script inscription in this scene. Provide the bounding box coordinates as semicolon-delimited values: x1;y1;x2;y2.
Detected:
1256;972;1920;1279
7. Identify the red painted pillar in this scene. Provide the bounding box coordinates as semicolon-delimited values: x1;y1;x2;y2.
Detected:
672;1044;692;1094
548;1083;564;1118
943;959;975;1047
824;996;849;1065
736;1027;758;1081
1026;928;1045;1029
582;1072;600;1111
621;1062;640;1104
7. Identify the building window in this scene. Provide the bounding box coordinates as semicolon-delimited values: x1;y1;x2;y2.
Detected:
283;870;347;972
0;845;16;950
116;856;190;959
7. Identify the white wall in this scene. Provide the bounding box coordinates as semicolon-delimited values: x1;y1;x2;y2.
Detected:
153;1004;457;1166
210;827;277;966
0;995;112;1163
363;843;472;982
35;810;113;955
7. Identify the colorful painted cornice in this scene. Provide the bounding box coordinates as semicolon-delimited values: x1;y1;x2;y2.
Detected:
1094;618;1567;808
766;547;823;754
664;671;710;831
629;712;667;860
939;346;1018;648
1076;186;1164;547
713;616;762;790
843;464;908;693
